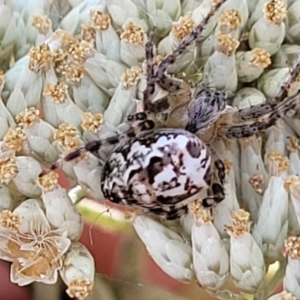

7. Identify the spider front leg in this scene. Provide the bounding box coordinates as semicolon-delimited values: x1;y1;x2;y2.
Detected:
44;118;155;174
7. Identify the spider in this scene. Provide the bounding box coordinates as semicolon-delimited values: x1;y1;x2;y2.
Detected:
47;0;300;220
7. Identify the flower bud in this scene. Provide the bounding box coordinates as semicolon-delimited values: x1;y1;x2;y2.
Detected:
225;209;265;293
190;201;229;291
60;242;95;300
133;215;194;282
37;173;83;241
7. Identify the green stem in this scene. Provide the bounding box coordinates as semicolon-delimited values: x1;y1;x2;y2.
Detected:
254;255;287;300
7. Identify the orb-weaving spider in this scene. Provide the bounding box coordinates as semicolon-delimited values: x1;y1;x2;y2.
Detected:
47;0;300;220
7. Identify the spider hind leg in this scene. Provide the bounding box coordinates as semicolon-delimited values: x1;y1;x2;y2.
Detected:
202;158;226;207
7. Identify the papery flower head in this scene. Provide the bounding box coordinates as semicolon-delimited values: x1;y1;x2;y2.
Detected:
0;199;71;285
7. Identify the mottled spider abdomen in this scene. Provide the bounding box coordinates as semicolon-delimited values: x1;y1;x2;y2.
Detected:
101;128;211;219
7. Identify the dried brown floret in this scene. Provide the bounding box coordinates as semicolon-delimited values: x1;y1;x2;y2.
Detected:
36;171;59;192
218;9;242;32
2;128;25;152
121;66;142;89
284;236;300;259
0;210;21;231
43;82;68;103
0;156;18;184
172;14;195;41
263;0;286;25
249;48;271;69
90;11;111;31
32;15;52;34
120;22;146;46
216;34;239;56
81;112;103;133
29;44;53;73
188;200;213;223
15;108;40;128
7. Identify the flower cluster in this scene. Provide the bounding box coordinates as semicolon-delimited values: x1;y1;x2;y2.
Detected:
1;0;300;299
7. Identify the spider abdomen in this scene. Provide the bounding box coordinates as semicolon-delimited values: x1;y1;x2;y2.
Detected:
101;128;212;218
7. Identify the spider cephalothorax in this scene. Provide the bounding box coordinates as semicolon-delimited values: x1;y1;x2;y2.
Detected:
46;0;300;220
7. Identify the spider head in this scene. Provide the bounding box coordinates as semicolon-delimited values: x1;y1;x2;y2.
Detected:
185;86;227;134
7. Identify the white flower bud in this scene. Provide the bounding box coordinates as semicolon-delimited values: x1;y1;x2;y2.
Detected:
247;0;268;28
133;215;194;282
104;66;143;126
89;11;121;61
264;120;294;158
252;158;289;264
257;68;289;99
213;181;240;240
236;49;271;82
283;237;300;298
106;0;147;29
84;53;127;94
0;1;18;64
192;0;221;40
13;156;42;197
120;22;147;67
60;242;95;300
225;210;266;293
0;95;16;140
232;87;266;108
43;80;84;129
286;1;300;43
203;34;239;95
0;184;16;211
60;0;106;34
221;0;249;23
15;107;59;162
146;0;181;37
37;176;83;240
248;0;286;55
182;0;202;15
72;74;109;114
272;44;300;68
194;35;214;68
190;202;229;291
73;154;103;199
239;137;268;222
285;176;300;229
6;66;43;117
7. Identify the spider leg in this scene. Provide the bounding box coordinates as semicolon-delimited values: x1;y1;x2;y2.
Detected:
202;158;226;207
216;59;300;139
218;92;300;139
154;0;226;79
43;120;155;174
140;0;226;116
233;59;300;123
